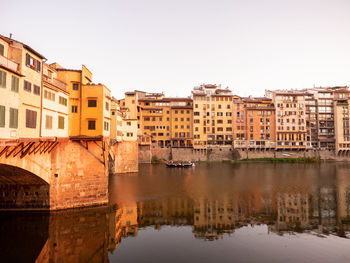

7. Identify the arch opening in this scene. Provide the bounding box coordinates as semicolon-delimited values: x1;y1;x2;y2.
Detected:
0;164;50;210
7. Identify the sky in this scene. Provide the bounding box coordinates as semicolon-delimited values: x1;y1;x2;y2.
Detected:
2;0;350;98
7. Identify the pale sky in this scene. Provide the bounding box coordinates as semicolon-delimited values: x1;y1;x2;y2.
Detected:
2;0;350;98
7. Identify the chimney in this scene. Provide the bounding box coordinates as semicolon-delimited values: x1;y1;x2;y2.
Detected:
9;33;12;39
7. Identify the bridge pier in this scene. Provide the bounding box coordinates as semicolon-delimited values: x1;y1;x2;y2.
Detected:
0;138;109;210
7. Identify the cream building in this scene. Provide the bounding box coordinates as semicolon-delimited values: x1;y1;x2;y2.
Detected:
41;63;69;138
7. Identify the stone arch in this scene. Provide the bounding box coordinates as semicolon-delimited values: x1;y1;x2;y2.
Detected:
0;164;50;210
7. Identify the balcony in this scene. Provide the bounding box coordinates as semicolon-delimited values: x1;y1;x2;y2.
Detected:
43;75;67;92
0;55;20;73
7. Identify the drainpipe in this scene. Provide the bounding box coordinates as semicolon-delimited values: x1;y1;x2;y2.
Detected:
39;58;47;138
79;68;82;135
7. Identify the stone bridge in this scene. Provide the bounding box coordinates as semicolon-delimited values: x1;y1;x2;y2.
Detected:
0;137;109;210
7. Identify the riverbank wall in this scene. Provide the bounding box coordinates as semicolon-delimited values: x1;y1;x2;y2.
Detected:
110;141;138;173
141;145;349;163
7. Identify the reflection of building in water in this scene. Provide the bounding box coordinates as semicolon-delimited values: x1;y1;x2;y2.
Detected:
275;192;310;231
108;202;138;253
137;197;194;228
36;207;109;263
337;166;350;234
193;197;236;240
309;186;338;234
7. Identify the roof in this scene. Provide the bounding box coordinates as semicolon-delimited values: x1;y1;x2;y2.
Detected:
0;34;46;59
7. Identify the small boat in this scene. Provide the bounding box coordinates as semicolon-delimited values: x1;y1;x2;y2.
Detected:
166;161;195;168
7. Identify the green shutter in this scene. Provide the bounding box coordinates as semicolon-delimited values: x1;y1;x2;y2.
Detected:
9;108;18;128
58;116;64;129
0;105;5;127
0;44;4;56
0;70;6;88
11;76;19;92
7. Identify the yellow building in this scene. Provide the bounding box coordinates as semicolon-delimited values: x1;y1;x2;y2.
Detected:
192;84;234;149
0;36;22;140
0;34;45;139
41;63;69;138
138;97;193;147
170;98;193;147
54;64;111;137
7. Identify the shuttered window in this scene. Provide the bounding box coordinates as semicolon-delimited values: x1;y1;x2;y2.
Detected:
36;61;41;72
45;115;52;129
11;76;19;92
33;85;40;95
25;53;30;66
0;70;6;88
59;96;67;106
9;108;18;128
58;116;65;129
26;109;37;128
0;105;5;127
24;80;31;92
71;105;78;113
0;44;4;56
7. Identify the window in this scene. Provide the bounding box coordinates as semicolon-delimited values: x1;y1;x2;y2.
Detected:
88;100;97;107
25;53;41;72
88;120;96;130
9;108;18;128
26;109;37;128
104;121;109;131
105;102;109;111
24;80;32;92
0;44;4;56
127;121;131;126
0;105;5;127
45;115;52;129
72;105;78;113
58;116;65;129
11;76;19;92
33;85;40;95
73;83;79;90
0;70;6;88
44;90;55;101
59;96;67;106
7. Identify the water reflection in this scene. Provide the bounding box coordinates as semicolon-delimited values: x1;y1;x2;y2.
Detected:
109;163;350;242
1;163;350;262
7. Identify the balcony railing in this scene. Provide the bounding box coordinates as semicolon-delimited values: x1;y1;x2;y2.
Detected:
0;55;20;73
43;75;67;92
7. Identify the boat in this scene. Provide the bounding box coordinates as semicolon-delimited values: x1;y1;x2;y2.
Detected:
166;161;195;168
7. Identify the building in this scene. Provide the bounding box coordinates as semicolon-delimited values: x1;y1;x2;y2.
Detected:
54;64;111;137
138;96;192;147
0;34;45;139
266;90;307;149
243;97;276;149
334;98;350;154
41;63;69;138
192;84;234;149
0;35;22;140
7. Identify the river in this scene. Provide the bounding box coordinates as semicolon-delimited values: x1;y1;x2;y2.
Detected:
1;163;350;262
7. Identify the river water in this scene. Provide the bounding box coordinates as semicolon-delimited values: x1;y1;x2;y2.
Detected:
1;163;350;262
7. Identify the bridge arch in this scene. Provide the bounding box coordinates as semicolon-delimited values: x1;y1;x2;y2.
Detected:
0;164;50;210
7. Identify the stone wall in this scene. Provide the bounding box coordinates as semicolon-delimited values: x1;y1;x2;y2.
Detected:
50;140;109;210
110;141;138;174
139;145;151;163
141;145;347;162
